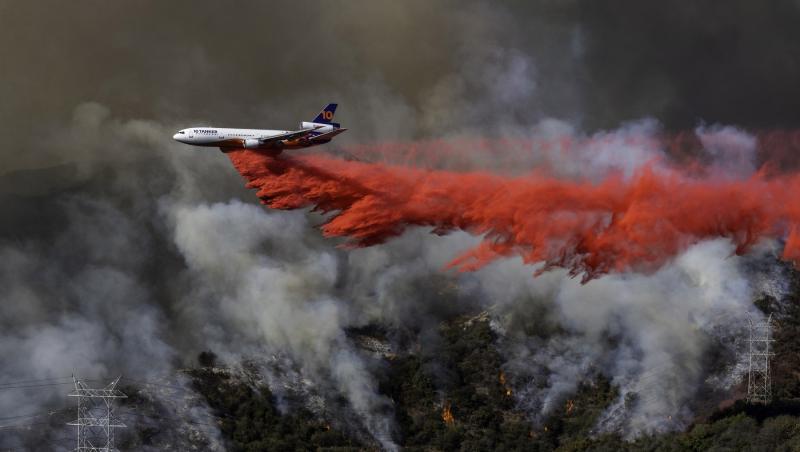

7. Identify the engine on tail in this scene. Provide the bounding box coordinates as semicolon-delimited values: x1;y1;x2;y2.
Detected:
301;122;334;133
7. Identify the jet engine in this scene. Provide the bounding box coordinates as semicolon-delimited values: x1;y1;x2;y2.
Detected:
301;122;334;133
244;139;260;149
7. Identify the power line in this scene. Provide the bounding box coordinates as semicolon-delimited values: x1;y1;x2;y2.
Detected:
120;378;195;393
117;413;222;434
117;407;223;428
0;377;73;387
0;376;200;429
0;377;106;392
0;371;225;448
0;420;60;430
0;382;81;391
0;407;71;423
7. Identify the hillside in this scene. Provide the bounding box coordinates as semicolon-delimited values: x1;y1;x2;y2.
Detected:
160;265;800;451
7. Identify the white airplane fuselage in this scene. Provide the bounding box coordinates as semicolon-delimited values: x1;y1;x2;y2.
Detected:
172;104;345;152
173;127;316;150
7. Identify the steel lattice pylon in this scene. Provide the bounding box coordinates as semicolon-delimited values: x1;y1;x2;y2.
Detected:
68;375;127;452
746;314;775;405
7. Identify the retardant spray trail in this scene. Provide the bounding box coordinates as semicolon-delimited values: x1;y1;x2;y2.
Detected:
226;148;800;281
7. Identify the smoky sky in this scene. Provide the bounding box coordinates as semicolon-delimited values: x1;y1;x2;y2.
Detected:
578;0;800;130
2;0;800;170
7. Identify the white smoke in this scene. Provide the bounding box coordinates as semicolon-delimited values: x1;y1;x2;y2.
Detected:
696;124;759;178
468;122;772;436
343;224;772;437
167;200;398;450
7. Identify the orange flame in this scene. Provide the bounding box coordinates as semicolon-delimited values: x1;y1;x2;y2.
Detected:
499;371;512;396
566;399;575;414
442;401;454;425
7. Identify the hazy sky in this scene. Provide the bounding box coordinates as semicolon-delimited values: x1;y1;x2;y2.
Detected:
2;0;799;171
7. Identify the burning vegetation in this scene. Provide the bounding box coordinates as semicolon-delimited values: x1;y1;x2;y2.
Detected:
441;402;455;426
176;268;800;450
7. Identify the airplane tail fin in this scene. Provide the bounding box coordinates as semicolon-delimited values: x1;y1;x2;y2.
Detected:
312;103;338;125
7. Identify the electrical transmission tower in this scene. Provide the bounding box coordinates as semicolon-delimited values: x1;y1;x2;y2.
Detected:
68;375;127;451
746;314;775;404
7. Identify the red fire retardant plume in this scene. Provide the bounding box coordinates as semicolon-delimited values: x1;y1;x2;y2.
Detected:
226;149;800;281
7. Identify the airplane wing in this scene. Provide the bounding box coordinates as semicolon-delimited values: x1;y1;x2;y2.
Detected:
259;126;323;145
308;128;348;142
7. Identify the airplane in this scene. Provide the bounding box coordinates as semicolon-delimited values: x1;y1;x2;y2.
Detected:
172;103;346;153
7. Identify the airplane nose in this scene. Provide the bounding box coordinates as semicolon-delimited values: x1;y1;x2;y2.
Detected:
173;133;182;141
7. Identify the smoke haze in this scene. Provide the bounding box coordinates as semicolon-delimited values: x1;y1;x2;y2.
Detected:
1;0;799;448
